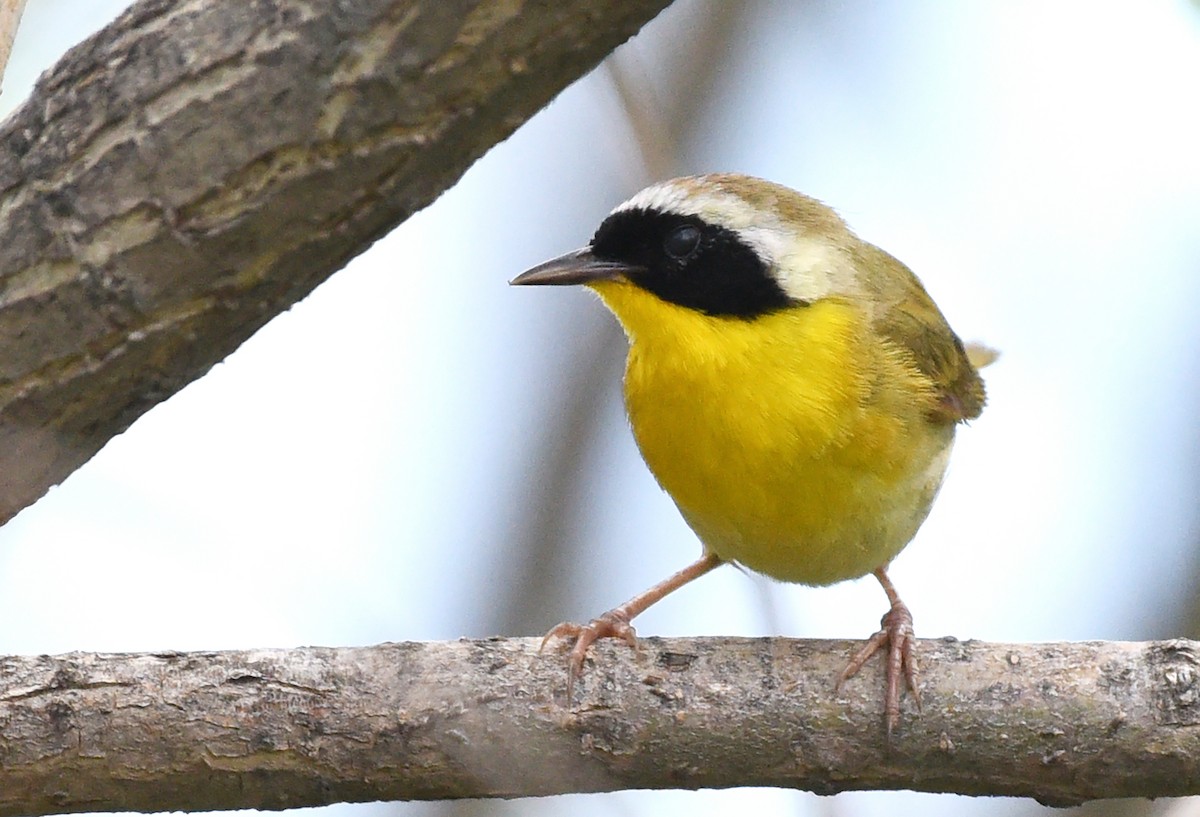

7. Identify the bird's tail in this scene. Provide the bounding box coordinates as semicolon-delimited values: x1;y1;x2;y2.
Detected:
965;342;999;370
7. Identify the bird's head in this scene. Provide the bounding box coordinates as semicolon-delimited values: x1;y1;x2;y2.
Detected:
511;173;865;321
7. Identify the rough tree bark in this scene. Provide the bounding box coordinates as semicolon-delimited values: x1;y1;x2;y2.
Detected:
1;636;1199;814
0;0;673;525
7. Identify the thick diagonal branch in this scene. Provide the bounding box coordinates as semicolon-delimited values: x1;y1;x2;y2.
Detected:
1;636;1198;813
0;0;673;524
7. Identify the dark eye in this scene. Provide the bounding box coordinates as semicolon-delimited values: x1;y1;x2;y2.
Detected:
663;224;701;260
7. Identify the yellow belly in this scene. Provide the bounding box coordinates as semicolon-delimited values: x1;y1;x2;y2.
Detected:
592;280;953;586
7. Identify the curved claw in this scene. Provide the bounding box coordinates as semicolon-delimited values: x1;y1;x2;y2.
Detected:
538;555;725;703
836;600;920;737
541;610;639;699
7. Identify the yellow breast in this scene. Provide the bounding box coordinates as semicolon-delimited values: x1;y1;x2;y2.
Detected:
590;279;954;586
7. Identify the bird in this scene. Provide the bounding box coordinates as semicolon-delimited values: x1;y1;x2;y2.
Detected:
510;173;991;734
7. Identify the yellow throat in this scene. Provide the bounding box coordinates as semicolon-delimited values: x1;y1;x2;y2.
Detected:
590;277;954;586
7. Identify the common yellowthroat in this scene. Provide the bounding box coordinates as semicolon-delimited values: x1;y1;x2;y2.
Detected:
512;173;990;733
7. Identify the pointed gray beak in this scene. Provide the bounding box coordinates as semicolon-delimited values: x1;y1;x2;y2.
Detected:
510;248;643;286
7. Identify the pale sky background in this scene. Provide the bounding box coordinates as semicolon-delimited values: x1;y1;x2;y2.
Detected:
2;3;1199;817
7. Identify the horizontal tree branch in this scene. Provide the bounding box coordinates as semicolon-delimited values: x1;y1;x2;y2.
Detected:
0;0;672;525
1;636;1198;813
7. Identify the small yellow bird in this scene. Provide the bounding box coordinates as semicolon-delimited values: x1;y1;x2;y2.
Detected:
512;173;989;733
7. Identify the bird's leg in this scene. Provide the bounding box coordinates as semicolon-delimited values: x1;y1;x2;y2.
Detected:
836;566;920;736
542;552;724;699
